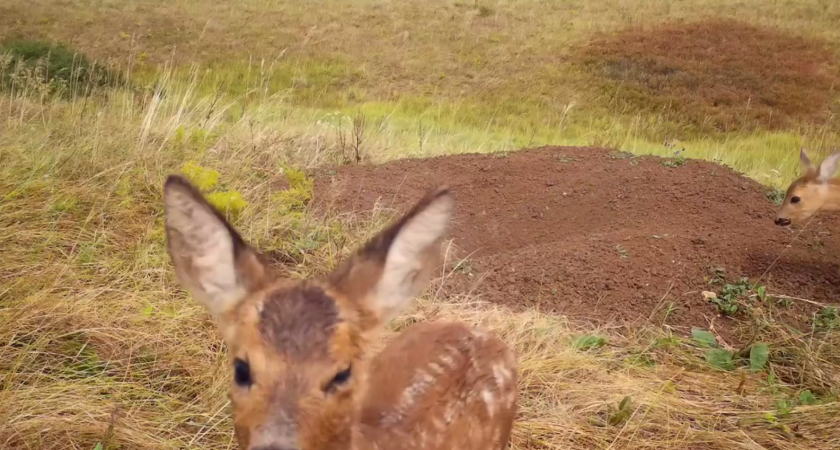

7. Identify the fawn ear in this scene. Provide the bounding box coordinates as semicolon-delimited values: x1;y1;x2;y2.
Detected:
800;148;817;176
817;152;840;183
163;175;267;322
329;188;453;328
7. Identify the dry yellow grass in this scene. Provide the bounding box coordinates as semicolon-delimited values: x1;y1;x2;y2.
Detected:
1;66;839;449
2;1;840;449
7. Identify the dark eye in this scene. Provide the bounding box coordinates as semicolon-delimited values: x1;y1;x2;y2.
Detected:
234;358;252;387
790;196;801;204
324;366;352;392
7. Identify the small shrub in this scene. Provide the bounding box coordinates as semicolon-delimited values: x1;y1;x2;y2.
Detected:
661;156;686;168
181;161;220;191
815;306;839;329
706;274;760;316
766;188;785;205
272;165;314;214
206;190;248;217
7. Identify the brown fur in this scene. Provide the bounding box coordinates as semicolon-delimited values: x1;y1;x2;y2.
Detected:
162;175;519;450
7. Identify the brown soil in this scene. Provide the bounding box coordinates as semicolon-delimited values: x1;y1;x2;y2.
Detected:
314;147;840;340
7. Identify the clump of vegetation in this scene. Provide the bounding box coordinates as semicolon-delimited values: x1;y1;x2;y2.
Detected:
704;268;771;316
661;155;686;168
578;19;840;133
0;40;119;96
272;164;314;215
181;161;248;218
766;187;786;205
815;306;839;329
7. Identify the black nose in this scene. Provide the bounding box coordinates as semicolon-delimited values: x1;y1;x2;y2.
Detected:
775;217;791;226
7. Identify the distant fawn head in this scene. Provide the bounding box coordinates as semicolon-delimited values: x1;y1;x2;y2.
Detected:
775;149;840;227
163;175;453;450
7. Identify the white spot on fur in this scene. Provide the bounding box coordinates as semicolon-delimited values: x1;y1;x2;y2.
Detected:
492;362;512;388
481;389;496;417
428;362;445;375
381;369;437;426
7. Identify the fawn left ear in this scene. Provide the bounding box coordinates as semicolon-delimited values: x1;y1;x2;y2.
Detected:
328;187;453;328
163;175;267;322
800;148;816;176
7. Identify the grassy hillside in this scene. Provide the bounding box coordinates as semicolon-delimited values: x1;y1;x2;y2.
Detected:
1;1;840;449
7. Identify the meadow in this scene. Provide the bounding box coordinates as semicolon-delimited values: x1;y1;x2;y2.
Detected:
1;0;840;449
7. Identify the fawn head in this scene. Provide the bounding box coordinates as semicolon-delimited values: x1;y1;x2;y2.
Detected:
775;149;840;226
163;175;453;450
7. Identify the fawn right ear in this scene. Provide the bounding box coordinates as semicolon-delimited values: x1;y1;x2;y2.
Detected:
329;188;454;329
163;175;267;322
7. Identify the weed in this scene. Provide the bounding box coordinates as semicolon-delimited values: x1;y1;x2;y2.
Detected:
574;335;608;350
691;327;717;347
705;348;735;371
661;156;686;168
766;187;785;205
608;396;633;426
272;165;314;214
749;343;770;372
705;271;766;316
815;306;839;329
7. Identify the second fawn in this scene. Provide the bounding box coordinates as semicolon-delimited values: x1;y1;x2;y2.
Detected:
163;175;519;450
775;149;840;227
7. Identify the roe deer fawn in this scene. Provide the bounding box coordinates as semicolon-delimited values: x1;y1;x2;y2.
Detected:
162;175;518;450
775;149;840;227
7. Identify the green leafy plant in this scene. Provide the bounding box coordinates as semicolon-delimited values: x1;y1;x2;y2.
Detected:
705;348;735;371
705;271;767;316
691;327;717;347
765;188;785;205
799;390;818;406
574;335;607;350
661;156;686;168
749;343;769;372
608;396;633;426
815;306;839;329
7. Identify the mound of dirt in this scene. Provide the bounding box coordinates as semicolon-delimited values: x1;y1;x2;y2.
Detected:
578;19;840;133
314;147;840;339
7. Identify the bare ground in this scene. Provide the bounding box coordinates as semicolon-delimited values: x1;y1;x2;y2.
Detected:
314;146;840;341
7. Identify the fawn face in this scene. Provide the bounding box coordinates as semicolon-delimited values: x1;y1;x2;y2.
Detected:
163;175;453;450
775;149;840;226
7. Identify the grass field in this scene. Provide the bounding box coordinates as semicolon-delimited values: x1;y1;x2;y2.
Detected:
2;0;840;449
